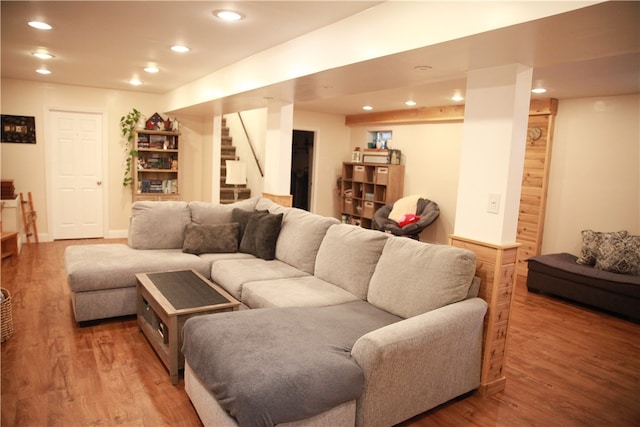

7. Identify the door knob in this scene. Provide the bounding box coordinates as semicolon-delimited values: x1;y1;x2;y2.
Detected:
97;181;102;186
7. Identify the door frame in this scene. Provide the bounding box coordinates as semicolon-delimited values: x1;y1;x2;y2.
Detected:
45;106;109;241
291;129;315;211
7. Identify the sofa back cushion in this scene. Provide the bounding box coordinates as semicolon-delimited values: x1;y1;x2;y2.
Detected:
255;197;290;215
275;208;340;274
129;201;191;249
314;224;389;300
367;238;477;318
189;198;259;225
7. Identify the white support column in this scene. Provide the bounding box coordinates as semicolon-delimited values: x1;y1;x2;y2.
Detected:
454;64;533;245
450;63;532;396
263;102;293;195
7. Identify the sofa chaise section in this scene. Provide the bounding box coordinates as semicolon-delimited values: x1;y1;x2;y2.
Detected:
65;244;210;322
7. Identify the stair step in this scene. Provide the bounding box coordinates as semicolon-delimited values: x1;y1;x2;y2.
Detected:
220;187;251;204
221;146;236;156
221;187;250;194
220;181;247;188
219;117;251;204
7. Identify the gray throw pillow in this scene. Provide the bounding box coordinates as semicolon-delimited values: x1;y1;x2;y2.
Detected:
232;208;268;241
595;233;640;275
182;223;240;255
239;212;283;260
576;230;628;265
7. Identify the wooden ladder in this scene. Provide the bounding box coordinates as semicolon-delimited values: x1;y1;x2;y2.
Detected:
20;192;39;244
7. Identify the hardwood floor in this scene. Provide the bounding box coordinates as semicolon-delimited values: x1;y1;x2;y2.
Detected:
2;239;639;427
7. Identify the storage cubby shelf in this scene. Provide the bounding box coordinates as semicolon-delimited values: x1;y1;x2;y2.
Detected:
340;162;404;229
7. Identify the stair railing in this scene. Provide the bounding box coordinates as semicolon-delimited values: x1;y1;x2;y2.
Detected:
237;112;264;177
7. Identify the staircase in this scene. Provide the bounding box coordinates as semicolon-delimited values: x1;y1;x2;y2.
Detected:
220;118;251;204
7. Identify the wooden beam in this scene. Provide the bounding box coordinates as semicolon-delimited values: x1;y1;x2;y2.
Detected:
345;98;558;126
345;105;465;126
529;98;558;116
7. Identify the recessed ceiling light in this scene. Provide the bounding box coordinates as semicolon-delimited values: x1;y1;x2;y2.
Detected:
362;105;373;111
36;68;51;75
28;21;52;30
532;88;547;94
144;66;159;73
451;95;464;102
171;45;190;53
32;52;54;59
129;79;142;86
213;10;244;21
405;100;417;106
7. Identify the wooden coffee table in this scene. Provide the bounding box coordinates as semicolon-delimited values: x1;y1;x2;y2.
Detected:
136;269;240;385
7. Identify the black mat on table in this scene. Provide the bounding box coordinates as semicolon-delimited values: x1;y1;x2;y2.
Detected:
147;270;229;310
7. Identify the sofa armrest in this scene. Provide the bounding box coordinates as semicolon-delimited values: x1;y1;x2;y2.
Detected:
351;297;487;427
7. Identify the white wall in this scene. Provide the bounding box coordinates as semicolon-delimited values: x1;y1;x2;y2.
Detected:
0;78;212;237
542;94;640;254
293;110;352;218
0;78;163;237
225;109;268;198
349;122;464;244
346;94;639;250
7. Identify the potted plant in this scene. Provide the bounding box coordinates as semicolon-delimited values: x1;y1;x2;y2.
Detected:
120;108;143;187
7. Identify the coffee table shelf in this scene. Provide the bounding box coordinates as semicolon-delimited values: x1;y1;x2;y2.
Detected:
136;269;240;384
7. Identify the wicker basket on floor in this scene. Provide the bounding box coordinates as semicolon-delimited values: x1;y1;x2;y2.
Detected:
1;288;14;342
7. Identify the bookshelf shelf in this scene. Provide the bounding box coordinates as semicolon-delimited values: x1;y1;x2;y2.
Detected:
132;130;181;201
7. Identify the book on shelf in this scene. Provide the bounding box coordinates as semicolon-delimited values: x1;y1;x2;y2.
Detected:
139;179;178;194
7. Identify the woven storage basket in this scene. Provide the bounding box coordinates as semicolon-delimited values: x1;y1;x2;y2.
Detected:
1;288;14;342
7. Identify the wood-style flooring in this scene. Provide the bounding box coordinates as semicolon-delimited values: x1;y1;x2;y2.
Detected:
2;239;639;426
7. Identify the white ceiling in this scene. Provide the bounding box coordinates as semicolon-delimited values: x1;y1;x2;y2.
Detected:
2;1;639;117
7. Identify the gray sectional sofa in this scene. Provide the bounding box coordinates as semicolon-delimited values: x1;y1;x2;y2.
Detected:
64;197;488;427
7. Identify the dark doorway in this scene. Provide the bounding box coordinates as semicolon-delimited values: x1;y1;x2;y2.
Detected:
291;130;314;210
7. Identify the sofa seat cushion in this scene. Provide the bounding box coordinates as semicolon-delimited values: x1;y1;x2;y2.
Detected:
197;252;256;265
182;300;402;427
65;244;210;292
242;276;361;309
368;238;477;318
210;258;310;300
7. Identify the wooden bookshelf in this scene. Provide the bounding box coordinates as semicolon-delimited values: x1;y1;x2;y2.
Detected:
340;162;404;229
132;130;181;201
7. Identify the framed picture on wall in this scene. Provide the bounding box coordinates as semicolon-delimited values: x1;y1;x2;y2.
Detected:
1;115;36;144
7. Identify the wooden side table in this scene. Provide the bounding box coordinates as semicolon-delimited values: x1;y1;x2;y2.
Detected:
1;232;19;260
136;270;240;385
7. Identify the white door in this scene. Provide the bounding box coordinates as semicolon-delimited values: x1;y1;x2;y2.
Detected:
51;111;104;239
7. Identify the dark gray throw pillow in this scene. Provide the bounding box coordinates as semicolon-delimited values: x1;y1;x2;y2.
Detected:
182;223;240;255
239;212;283;260
231;208;268;241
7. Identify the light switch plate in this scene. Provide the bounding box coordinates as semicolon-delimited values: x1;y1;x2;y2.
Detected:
487;193;500;214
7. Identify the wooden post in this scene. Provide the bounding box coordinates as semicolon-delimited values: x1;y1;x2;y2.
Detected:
449;235;520;396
